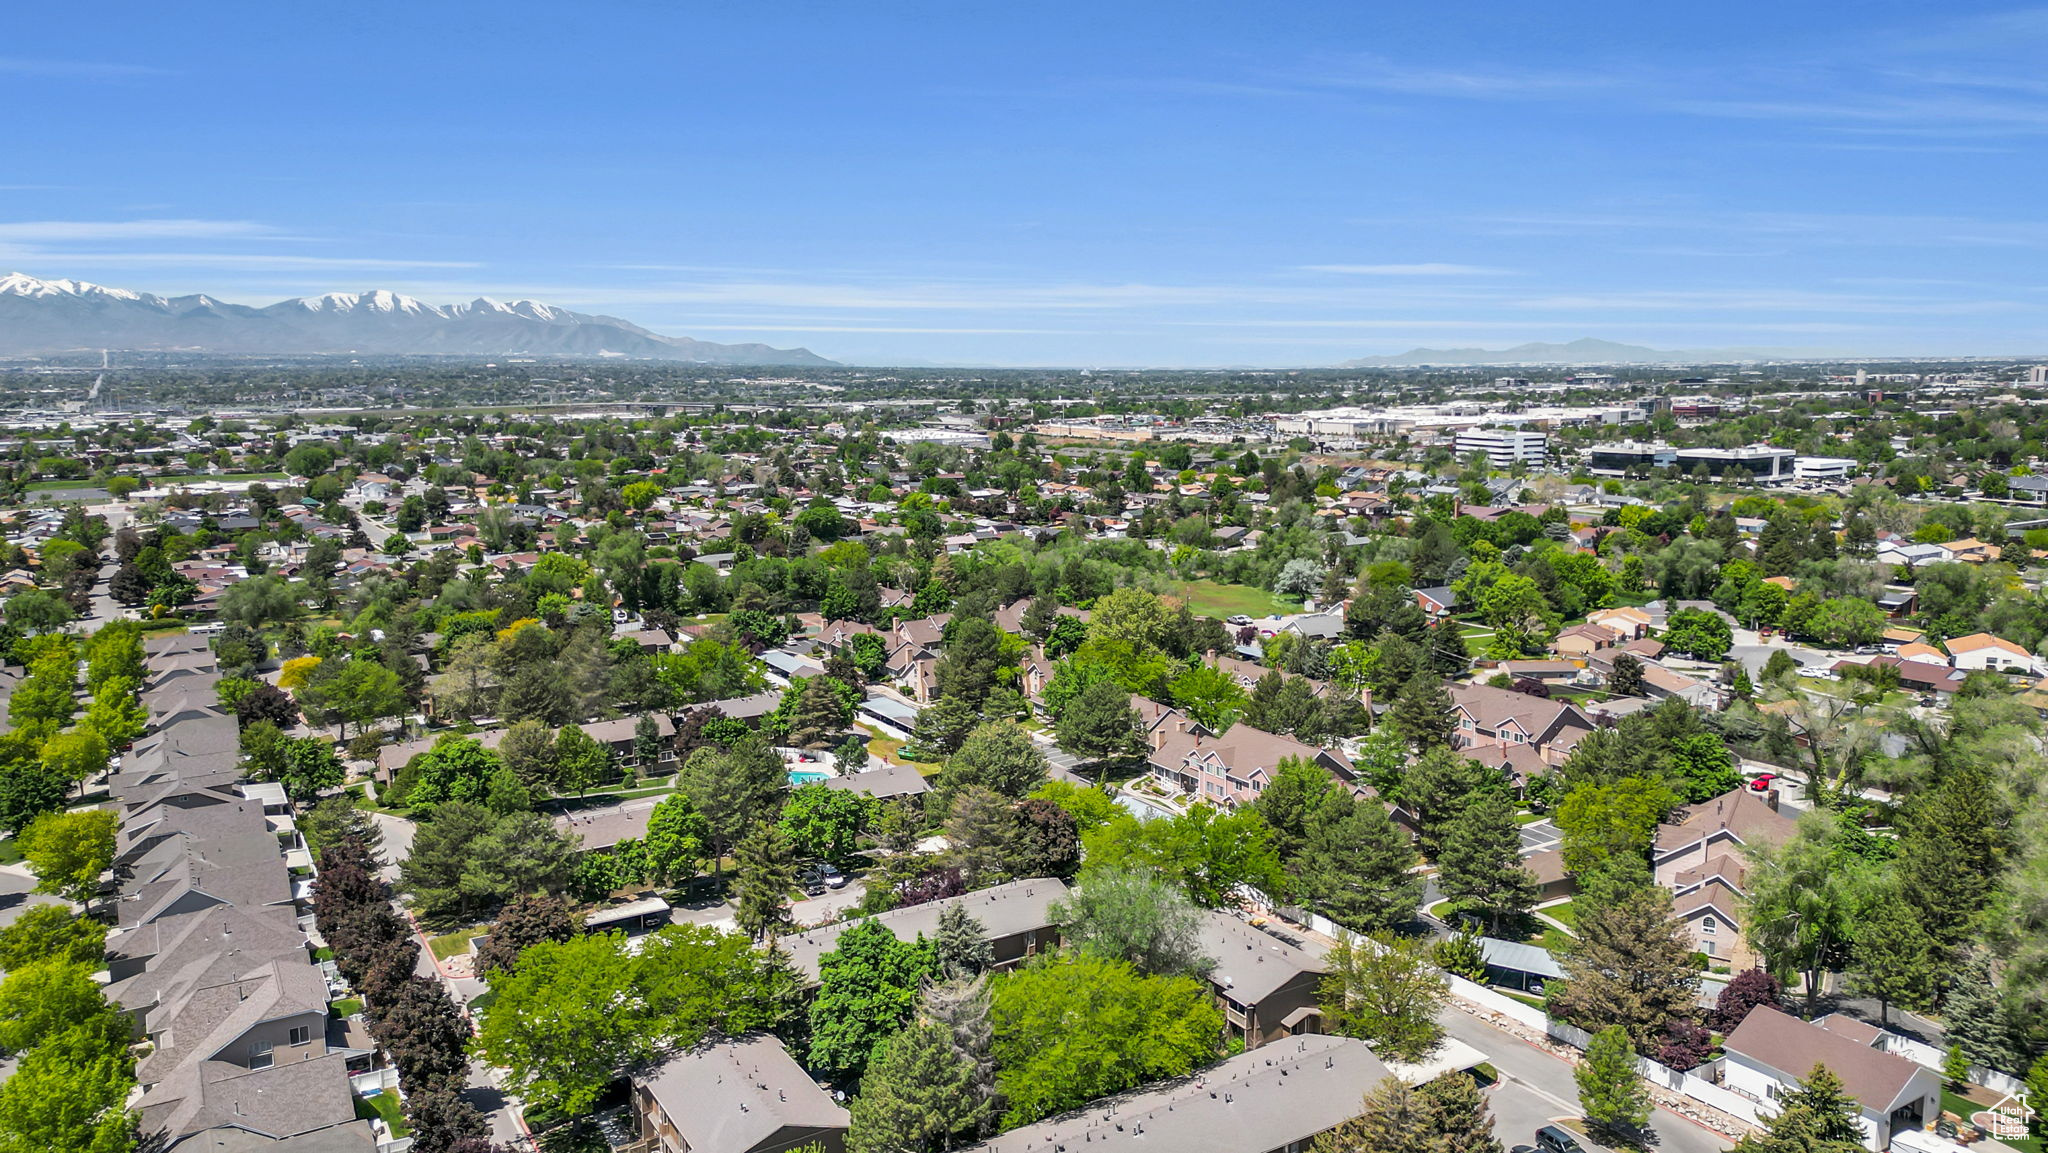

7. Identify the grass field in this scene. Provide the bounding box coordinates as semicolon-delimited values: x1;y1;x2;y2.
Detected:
152;471;287;486
23;478;105;492
356;1091;409;1137
1164;580;1300;620
427;927;482;961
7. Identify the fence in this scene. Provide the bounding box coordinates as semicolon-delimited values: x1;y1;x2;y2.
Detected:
1881;1031;2029;1099
350;1067;399;1095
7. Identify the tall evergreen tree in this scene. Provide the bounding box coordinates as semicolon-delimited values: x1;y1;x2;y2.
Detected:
1404;747;1497;861
1548;887;1701;1050
1298;790;1423;932
1896;764;2008;952
1387;672;1456;750
1576;1026;1652;1140
1434;789;1537;931
846;1020;993;1153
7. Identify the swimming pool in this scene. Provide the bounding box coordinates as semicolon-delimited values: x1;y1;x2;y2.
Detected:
789;769;831;785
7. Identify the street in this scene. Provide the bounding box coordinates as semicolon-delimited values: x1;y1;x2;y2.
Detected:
1441;1009;1734;1153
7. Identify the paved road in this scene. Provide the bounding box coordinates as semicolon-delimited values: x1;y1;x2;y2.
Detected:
368;811;417;883
1441;1009;1734;1153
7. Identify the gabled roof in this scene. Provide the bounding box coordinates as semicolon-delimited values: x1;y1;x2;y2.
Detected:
1947;632;2030;657
1196;911;1325;1005
776;878;1070;982
1654;789;1797;859
958;1034;1390;1153
636;1035;847;1153
1723;1006;1932;1114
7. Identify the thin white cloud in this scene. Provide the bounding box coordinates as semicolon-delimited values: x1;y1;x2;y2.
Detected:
1301;263;1513;277
2;251;482;270
0;219;277;241
1289;53;1611;100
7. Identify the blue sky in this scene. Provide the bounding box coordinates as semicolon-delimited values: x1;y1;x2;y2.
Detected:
6;2;2048;366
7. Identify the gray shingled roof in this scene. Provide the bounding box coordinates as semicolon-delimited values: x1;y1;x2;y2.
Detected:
776;878;1069;982
818;762;930;799
960;1034;1390;1153
1197;912;1325;1005
636;1035;847;1153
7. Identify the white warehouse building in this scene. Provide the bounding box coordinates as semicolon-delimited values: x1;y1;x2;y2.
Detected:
1455;427;1548;468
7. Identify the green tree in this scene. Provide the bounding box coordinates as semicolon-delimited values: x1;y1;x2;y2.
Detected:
1052;866;1211;977
1317;930;1447;1063
1848;890;1939;1027
551;723;613;797
786;675;853;749
1053;678;1144;768
1254;755;1334;864
935;903;993;978
302;656;407;738
989;953;1221;1127
1548;886;1700;1050
19;810;115;906
1662;608;1733;662
0;1019;135;1153
1405;746;1499;861
1081;804;1287;908
938;720;1048;807
1435;788;1536;930
1743;812;1878;1016
219;573;298;628
36;729;109;793
809;919;938;1081
1169;664;1249;732
400;803;574;922
0;960;127;1055
1387;672;1457;750
678;735;789;866
643;793;710;884
401;734;505;808
847;1020;994;1153
1555;777;1673;875
1298;790;1423;932
1576;1026;1652;1140
1313;1072;1505;1153
277;736;345;805
732;821;798;943
2;589;72;633
904;696;981;761
1667;732;1741;803
0;905;105;971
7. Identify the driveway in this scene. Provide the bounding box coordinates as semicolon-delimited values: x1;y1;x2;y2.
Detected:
1519;820;1561;856
368;811;417;883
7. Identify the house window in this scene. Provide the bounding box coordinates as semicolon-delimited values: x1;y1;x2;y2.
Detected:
1701;916;1717;934
250;1040;274;1069
290;1025;311;1046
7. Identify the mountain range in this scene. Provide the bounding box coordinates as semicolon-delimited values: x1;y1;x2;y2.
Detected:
0;273;836;366
1336;337;1802;367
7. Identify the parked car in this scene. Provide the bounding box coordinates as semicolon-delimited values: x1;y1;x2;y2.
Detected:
820;864;847;890
798;866;827;896
1226;614;1252;625
1747;773;1777;793
1535;1125;1592;1153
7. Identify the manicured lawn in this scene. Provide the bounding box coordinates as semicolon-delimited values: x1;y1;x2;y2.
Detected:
152;471;287;486
356;1090;410;1137
1515;810;1549;826
1941;1087;2043;1152
857;725;912;767
329;997;363;1018
1544;901;1579;930
1164;580;1300;620
427;927;482;961
0;838;20;866
23;478;105;492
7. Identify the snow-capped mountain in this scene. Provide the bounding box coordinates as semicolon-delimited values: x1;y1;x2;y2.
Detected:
0;273;835;365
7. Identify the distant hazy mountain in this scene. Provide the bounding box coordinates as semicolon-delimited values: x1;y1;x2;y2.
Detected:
1338;337;1760;367
0;273;836;366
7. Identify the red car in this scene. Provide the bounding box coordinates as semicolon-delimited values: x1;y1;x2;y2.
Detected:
1747;773;1777;793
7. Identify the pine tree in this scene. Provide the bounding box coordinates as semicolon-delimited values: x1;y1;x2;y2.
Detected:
1777;1066;1864;1145
847;1020;993;1153
1944;950;2022;1074
1387;672;1456;750
1897;765;2008;952
1848;893;1938;1027
1414;1070;1505;1153
1434;788;1536;931
1576;1026;1651;1140
1298;791;1423;932
935;904;992;978
1312;1077;1423;1153
1254;756;1334;865
786;676;850;749
732;822;797;943
1404;747;1496;861
1548;886;1701;1050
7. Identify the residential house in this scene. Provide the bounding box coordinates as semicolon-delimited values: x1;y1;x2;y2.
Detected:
1946;633;2042;676
631;1035;848;1153
1586;605;1652;641
1721;1007;1941;1151
1414;586;1455;621
1653;788;1797;965
1147;722;1355;808
1447;683;1597;768
775;879;1069;984
954;1035;1392;1153
1196;912;1327;1050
